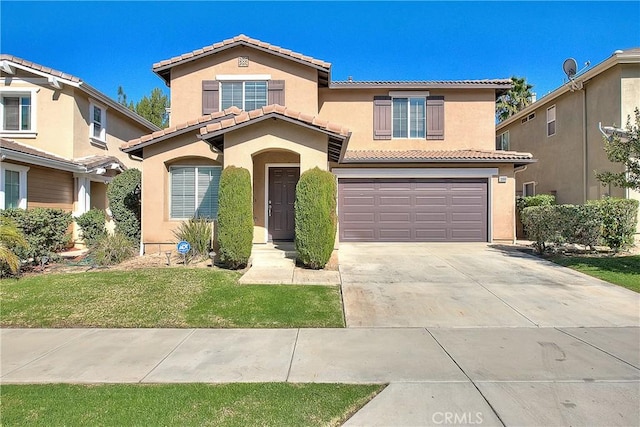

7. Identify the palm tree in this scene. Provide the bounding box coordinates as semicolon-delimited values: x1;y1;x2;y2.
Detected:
0;217;28;275
496;76;534;122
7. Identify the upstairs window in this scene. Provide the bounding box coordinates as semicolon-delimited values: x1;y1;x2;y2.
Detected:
523;182;535;197
0;90;36;136
496;131;509;150
221;81;267;111
547;105;556;137
89;101;107;143
392;97;426;138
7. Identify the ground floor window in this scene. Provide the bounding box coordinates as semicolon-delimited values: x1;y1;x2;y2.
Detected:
170;166;221;219
0;163;29;209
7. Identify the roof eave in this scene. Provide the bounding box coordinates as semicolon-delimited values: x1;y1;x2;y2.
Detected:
340;157;537;165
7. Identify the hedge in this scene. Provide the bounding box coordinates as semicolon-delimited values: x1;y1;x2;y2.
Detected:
516;194;556;213
107;169;141;244
0;208;72;261
217;166;253;269
295;167;337;269
521;198;638;253
76;208;107;248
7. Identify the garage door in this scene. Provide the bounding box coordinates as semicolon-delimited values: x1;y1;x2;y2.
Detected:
338;178;487;242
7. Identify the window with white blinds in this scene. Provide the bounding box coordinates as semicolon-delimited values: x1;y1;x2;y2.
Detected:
220;81;267;110
170;166;221;219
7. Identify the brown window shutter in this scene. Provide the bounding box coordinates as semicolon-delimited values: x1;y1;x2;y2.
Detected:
373;96;392;140
268;80;285;105
426;96;444;140
202;80;219;114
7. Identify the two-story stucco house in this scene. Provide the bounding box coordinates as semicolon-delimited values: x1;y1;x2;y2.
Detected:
120;35;535;253
496;48;640;226
0;55;160;243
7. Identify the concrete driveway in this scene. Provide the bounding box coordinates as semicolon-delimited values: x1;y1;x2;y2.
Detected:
339;243;640;328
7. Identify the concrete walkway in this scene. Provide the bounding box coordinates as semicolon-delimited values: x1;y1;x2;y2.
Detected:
238;242;341;285
2;326;639;425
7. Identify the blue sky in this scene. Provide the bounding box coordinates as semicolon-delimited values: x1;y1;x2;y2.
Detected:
2;1;639;103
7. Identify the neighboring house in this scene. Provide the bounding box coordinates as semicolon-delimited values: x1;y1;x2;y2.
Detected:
120;34;534;253
496;48;640;232
0;55;160;243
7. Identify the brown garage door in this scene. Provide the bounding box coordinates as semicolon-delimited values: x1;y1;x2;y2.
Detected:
338;178;487;242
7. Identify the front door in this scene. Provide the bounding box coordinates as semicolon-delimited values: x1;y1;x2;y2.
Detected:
268;167;299;241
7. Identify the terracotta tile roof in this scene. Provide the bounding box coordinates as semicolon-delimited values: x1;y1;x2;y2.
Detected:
343;149;535;162
122;105;350;151
0;54;82;83
153;34;331;73
330;79;512;89
1;138;127;171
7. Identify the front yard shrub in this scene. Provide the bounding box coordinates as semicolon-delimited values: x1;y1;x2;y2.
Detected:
521;205;560;254
173;218;213;261
0;208;72;261
107;169;141;244
295;167;337;269
0;217;28;276
516;194;556;213
92;233;136;266
589;198;639;252
217;166;253;269
76;209;107;248
556;204;602;249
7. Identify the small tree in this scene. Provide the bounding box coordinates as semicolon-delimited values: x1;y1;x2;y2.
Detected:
107;169;141;244
0;217;28;276
596;108;640;190
217;166;253;269
295;168;337;269
76;208;107;248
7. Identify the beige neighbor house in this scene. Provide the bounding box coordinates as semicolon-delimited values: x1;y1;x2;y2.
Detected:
496;48;640;233
120;34;535;254
0;55;160;244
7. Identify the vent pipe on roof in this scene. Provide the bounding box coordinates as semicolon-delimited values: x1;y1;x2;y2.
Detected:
348;76;353;82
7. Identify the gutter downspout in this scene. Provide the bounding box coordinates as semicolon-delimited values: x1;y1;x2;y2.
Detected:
513;165;528;243
582;86;588;203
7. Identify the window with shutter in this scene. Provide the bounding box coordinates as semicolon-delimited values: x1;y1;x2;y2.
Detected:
375;95;445;140
426;96;444;140
373;96;392;140
268;80;285;105
202;80;220;115
170;166;221;219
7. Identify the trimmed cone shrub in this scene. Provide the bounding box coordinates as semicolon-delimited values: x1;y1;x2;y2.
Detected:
589;198;639;252
107;169;141;244
76;208;107;248
295;167;337;269
217;166;253;269
0;208;72;261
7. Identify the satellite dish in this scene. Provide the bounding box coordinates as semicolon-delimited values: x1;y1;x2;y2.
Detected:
563;58;578;79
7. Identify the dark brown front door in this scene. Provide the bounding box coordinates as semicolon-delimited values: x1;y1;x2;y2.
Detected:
268;167;299;241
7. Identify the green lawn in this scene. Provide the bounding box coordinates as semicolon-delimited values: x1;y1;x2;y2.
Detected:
0;268;344;328
0;383;384;426
550;255;640;292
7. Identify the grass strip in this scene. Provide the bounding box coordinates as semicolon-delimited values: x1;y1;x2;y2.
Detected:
550;255;640;292
0;268;344;328
1;383;384;426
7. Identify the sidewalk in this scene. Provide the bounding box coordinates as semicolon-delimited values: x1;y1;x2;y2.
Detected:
2;327;639;425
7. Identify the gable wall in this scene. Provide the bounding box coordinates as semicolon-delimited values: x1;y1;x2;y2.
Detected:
169;46;320;124
318;88;497;151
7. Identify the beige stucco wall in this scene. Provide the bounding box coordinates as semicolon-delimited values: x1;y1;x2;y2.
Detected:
1;76;76;158
169;46;320;125
319;88;497;152
141;133;222;252
72;91;149;170
225;120;329;243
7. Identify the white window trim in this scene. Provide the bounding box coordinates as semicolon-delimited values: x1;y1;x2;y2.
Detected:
546;105;556;137
169;165;222;220
497;130;509;150
391;96;427;139
89;99;108;145
219;81;268;111
0;162;30;209
523;181;536;196
0;87;38;138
